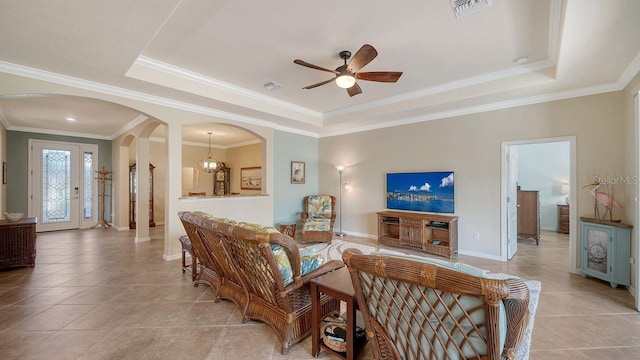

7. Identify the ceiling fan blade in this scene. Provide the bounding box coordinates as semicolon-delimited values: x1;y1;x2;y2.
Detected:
347;83;362;97
347;44;378;73
302;78;336;89
294;59;339;74
355;71;403;83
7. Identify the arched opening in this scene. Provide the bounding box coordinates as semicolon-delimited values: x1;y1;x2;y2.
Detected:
179;123;265;197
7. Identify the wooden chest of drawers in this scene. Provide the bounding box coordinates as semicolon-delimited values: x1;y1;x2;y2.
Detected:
557;204;570;234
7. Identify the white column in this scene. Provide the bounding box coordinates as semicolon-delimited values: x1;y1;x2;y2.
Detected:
164;123;183;261
136;137;151;243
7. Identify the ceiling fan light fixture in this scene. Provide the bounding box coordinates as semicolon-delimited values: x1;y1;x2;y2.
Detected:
336;73;356;89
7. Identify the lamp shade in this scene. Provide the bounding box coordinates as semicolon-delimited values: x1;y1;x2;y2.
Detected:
561;183;570;195
335;74;356;89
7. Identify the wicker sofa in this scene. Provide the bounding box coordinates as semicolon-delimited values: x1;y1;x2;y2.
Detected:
178;211;344;354
343;249;530;360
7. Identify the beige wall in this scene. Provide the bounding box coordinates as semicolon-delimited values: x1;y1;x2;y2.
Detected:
181;143;226;196
226;142;263;195
319;91;627;261
623;71;640;300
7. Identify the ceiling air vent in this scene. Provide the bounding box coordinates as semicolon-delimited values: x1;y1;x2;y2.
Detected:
263;81;282;90
450;0;492;18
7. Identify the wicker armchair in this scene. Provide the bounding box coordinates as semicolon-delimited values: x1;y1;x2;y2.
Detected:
217;221;344;354
301;195;336;243
342;249;530;360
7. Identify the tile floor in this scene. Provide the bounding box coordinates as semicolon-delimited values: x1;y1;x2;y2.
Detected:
0;227;638;359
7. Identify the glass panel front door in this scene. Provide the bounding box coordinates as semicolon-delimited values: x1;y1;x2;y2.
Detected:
31;140;99;231
41;148;73;224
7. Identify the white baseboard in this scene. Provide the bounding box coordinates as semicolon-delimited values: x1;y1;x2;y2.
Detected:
458;249;504;261
135;236;150;243
163;253;181;261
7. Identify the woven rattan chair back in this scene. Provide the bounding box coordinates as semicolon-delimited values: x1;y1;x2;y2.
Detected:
216;222;343;354
193;217;249;310
343;249;530;360
178;212;223;291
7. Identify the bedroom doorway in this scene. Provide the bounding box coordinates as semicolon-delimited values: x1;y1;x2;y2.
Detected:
501;136;577;272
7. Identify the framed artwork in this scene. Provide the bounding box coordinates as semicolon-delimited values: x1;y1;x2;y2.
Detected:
241;167;262;190
2;162;5;184
291;161;305;184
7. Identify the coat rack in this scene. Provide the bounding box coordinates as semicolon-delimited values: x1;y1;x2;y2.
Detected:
92;166;112;228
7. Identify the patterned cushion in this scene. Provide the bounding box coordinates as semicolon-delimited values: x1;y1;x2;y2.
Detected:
236;222;279;233
192;211;237;224
271;244;325;286
307;195;333;219
302;219;332;232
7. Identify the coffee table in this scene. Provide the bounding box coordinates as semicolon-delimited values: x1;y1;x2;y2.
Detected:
310;267;365;360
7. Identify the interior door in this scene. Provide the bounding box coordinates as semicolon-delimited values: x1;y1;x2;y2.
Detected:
507;148;519;259
31;141;98;232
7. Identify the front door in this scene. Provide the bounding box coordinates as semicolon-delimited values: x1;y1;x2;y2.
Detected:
30;140;98;232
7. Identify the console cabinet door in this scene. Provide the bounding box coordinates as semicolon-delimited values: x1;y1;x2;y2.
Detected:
581;224;610;280
580;221;631;288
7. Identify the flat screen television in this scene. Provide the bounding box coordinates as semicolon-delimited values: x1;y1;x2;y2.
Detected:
386;171;454;213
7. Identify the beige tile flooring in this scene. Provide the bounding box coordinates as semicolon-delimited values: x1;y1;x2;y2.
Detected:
0;228;638;359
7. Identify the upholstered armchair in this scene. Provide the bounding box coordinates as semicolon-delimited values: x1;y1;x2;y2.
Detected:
301;195;336;243
342;249;530;360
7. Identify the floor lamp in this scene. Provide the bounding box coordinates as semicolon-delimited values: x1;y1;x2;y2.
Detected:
335;165;346;237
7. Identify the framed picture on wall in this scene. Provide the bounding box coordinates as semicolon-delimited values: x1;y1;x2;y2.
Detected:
291;161;305;184
241;167;262;190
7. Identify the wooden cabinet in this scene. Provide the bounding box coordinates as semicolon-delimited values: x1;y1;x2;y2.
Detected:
377;211;458;258
517;190;540;245
557;204;570;234
213;163;230;195
129;163;155;229
580;218;631;288
0;217;37;269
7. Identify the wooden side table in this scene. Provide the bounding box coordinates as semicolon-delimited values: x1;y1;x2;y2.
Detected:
178;235;198;281
279;223;296;238
310;267;365;360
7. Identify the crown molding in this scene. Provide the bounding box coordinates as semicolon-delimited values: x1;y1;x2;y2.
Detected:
111;115;149;139
134;56;322;119
7;125;112;140
320;81;622;138
323;58;556;119
0;60;306;138
618;50;640;89
0;106;9;129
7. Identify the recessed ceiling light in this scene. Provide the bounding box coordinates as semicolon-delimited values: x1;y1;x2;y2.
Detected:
513;56;529;64
65;117;76;121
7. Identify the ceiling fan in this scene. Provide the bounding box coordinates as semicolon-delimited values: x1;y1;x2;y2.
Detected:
293;44;403;97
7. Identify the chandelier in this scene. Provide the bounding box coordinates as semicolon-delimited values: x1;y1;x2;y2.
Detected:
198;132;218;173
